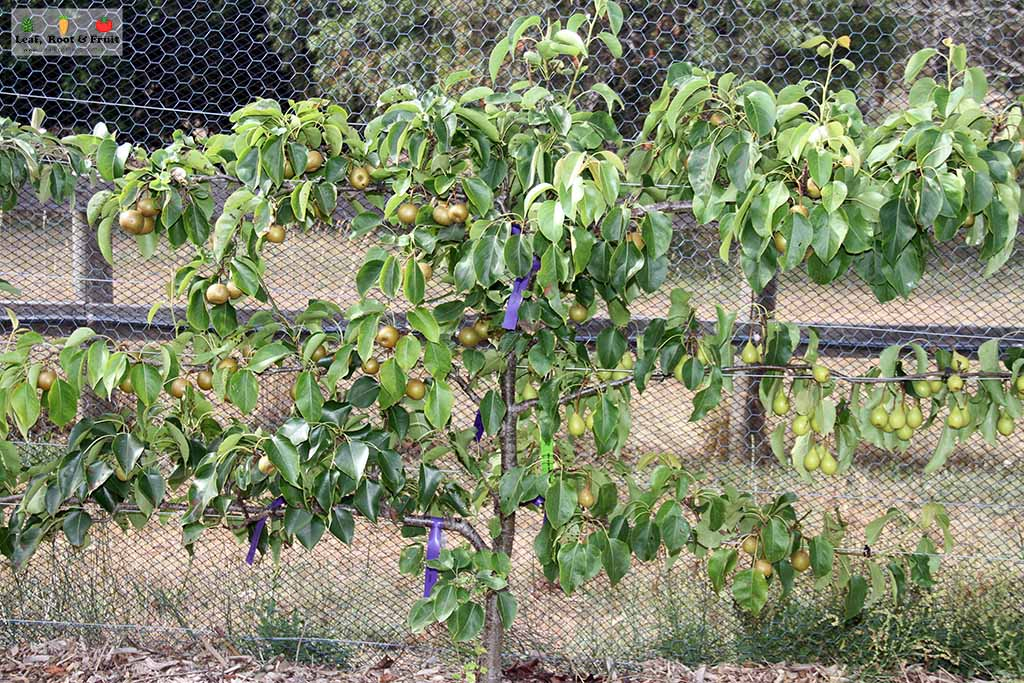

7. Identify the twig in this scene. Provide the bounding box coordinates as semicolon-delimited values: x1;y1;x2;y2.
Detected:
449;369;483;404
631;200;693;215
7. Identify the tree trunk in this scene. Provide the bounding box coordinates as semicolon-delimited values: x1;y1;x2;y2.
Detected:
481;352;519;683
744;277;778;464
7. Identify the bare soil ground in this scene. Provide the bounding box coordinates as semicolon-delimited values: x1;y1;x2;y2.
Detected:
0;638;998;683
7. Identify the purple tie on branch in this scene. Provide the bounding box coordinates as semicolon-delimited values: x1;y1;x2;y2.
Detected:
245;496;286;565
502;224;541;331
423;516;444;598
473;409;484;442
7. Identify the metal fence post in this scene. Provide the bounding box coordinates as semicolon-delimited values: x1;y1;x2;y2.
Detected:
71;207;113;305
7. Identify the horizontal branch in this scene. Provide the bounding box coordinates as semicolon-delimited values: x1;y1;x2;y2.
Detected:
724;364;1013;384
511;374;637;415
0;494;489;552
631;200;693;215
395;511;490;552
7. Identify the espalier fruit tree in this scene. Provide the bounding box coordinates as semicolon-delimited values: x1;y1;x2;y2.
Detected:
1;6;1023;681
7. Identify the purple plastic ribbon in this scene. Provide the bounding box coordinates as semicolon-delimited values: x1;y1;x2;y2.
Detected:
473;410;484;442
245;496;285;565
423;516;444;598
502;224;542;331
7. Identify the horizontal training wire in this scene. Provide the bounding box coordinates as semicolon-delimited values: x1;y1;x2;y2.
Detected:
0;90;235;119
0;618;407;648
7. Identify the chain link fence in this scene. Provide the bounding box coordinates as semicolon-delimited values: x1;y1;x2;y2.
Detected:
1;0;1024;675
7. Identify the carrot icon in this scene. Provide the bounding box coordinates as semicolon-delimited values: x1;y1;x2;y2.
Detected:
57;15;69;35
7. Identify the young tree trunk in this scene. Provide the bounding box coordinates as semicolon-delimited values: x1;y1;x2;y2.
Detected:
481;352;519;683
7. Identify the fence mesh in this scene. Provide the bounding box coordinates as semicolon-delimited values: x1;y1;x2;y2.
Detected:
1;0;1024;674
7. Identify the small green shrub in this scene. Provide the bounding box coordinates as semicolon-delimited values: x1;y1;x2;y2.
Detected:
245;599;353;667
656;569;1024;680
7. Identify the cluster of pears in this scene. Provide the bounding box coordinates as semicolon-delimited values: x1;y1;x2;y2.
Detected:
283;149;324;179
596;351;634;381
868;394;926;441
741;533;811;577
204;280;245;306
456;317;494;349
168;355;252;400
566;407;596;438
394;198;469;227
373;324;426;400
742;341;832;384
801;440;838;475
117;193;160;235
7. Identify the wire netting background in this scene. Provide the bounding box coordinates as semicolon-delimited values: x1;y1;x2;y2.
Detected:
2;0;1024;672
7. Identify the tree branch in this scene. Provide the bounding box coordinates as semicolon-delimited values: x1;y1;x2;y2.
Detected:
511;374;635;415
632;200;693;215
449;369;483;404
0;496;490;553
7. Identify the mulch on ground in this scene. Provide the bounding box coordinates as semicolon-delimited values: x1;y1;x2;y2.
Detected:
0;639;992;682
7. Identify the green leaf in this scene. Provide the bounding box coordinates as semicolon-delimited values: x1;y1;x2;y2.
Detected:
497;590;517;628
113;432;144;473
545;478;576;528
407;308;440;343
129;364;162;406
294;371;324;421
708;547;738;593
64;327;96;349
448;602;485;641
965;170;994;214
479;390;506;436
489;38;511;83
629;515;661;561
432;583;458;621
557;541;601;594
732;568;768;614
761;517;791;563
472;235;505;286
353;479;382;522
743;91;777;137
904;48;938;83
247;343;291;373
845;574;868;619
62;510;92;546
96;138;129;180
227;369;258;414
329;506;355;544
809;535;834;577
265;435;301;486
924;424;956;474
537;200;564;243
462;177;493;216
335;440;370;483
403;257;425;305
424;379;454;428
423;342;452;379
601;537;631;585
408;598;435;632
46;378;78;427
394;334;422;371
